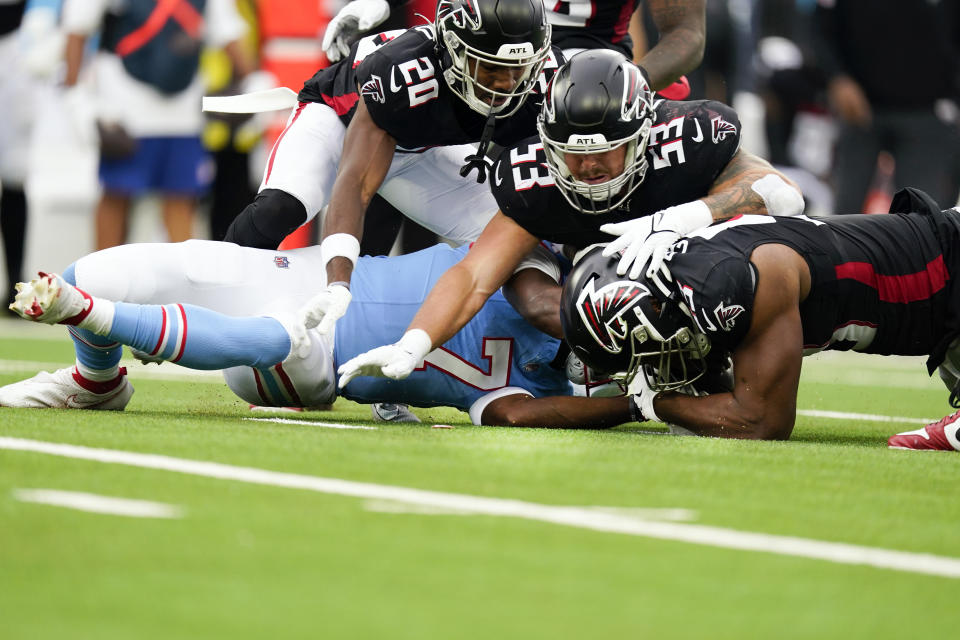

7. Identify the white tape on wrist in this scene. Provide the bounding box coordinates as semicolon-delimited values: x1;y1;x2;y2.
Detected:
397;329;433;362
751;174;804;217
660;200;713;236
320;233;361;268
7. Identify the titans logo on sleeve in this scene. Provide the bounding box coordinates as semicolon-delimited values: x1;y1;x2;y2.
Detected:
493;99;742;248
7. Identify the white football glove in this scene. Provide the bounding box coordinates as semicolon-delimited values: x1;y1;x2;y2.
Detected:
298;283;352;335
337;329;432;388
321;0;391;63
601;200;713;280
628;373;661;423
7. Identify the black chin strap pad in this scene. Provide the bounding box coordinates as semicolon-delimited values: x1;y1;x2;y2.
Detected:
460;111;497;184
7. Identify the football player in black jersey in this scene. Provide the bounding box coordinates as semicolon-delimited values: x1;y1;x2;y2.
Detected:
562;188;960;451
336;49;803;391
223;0;561;333
322;0;706;91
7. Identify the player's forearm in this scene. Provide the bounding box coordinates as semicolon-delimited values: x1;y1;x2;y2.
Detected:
703;153;802;220
501;270;563;339
408;263;498;349
484;396;632;429
653;391;794;440
640;0;706;89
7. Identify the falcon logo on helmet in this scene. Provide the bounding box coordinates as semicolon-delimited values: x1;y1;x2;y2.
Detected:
575;277;649;354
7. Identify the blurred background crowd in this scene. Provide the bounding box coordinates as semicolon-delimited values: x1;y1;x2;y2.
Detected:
1;0;959;312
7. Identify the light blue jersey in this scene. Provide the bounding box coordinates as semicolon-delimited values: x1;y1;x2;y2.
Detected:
336;244;572;415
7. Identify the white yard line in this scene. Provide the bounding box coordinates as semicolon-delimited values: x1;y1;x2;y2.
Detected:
244;417;378;430
797;409;934;424
12;488;183;518
1;436;958;579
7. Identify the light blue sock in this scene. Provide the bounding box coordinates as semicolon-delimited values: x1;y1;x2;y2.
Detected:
63;264;123;373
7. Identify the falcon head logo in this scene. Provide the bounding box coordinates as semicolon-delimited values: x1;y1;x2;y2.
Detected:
711;116;737;143
575;277;649;354
713;301;745;331
437;0;481;30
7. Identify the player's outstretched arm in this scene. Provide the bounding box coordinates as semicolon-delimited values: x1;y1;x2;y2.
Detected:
480;393;632;429
322;98;397;286
637;0;706;90
303;99;396;334
647;244;808;439
338;213;540;386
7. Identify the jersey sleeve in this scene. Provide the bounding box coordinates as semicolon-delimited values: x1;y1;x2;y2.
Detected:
677;254;757;351
689;100;742;181
491;140;556;234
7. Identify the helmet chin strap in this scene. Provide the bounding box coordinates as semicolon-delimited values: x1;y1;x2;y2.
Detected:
460;109;497;183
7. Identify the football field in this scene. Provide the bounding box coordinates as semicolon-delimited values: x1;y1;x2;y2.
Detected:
1;319;957;639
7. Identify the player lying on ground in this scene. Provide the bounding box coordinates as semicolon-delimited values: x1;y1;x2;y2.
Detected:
561;188;960;451
1;241;632;428
337;49;803;386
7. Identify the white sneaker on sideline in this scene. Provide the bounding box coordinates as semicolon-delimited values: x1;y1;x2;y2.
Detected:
371;402;420;423
0;366;133;410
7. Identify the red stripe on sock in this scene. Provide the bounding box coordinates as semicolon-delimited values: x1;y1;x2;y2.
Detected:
172;304;188;363
150;306;168;356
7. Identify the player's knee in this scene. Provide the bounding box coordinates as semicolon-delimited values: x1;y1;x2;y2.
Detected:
223;189;308;249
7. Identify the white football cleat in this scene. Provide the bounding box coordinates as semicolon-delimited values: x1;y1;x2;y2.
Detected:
371;402;420;423
0;366;133;410
9;272;92;325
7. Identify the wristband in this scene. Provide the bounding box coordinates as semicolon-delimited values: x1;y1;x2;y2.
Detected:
328;281;350;291
320;233;361;268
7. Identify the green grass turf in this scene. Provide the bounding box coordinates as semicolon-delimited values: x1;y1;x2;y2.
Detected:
1;322;957;639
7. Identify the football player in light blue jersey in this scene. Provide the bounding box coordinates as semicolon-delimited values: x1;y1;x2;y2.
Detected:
2;241;633;428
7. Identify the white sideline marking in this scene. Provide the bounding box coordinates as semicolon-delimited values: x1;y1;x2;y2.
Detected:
364;500;699;522
12;488;183;519
1;437;959;579
797;409;934;424
244;417;377;430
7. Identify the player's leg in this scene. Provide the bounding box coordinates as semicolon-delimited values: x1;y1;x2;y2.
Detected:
224;102;344;248
377;144;498;245
888;338;960;451
3;273;302;408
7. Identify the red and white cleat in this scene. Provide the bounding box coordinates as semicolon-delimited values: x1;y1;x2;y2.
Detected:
9;272;92;325
888;410;960;451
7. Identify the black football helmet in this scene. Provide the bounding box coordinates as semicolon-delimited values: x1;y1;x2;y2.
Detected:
560;246;712;391
537;49;654;214
436;0;551;117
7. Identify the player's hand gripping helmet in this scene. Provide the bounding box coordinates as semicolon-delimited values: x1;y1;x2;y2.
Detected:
560;246;712;392
538;49;655;214
436;0;552;117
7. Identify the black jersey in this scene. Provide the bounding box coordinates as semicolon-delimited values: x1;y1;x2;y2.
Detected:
493;99;741;248
662;210;960;371
298;26;562;151
0;0;25;37
549;0;640;57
